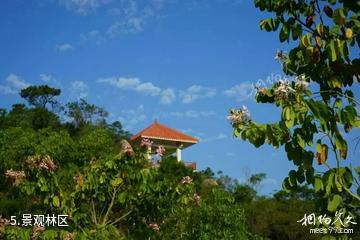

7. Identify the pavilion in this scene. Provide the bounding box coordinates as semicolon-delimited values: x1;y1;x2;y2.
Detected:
130;121;198;162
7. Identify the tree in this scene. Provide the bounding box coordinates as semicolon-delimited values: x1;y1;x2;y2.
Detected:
108;121;131;142
229;0;360;236
66;98;108;128
0;104;60;130
20;85;61;109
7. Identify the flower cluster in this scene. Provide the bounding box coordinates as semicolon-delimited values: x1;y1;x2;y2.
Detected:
0;216;9;236
64;232;76;240
140;138;153;148
90;157;96;165
121;140;134;157
0;216;9;228
193;193;201;205
148;223;160;231
73;174;84;187
26;155;57;172
180;176;193;185
31;226;45;239
273;79;294;101
39;157;56;171
156;145;166;157
227;105;251;125
295;74;309;90
4;169;26;186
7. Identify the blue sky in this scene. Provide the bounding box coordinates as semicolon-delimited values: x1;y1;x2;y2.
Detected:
1;0;359;195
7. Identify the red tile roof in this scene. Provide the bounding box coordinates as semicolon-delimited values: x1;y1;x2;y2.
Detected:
131;121;199;143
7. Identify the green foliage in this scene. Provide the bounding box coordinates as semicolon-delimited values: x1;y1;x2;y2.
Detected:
159;188;256;240
77;128;114;164
66;98;108;128
0;84;331;239
230;0;360;236
245;196;317;240
20;85;61;109
0;104;60;130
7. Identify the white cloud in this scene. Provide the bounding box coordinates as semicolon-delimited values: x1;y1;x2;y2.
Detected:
161;110;216;118
39;74;59;84
202;133;227;142
262;178;278;186
81;30;106;44
6;74;29;89
97;77;141;89
77;0;168;42
0;85;17;95
107;17;144;37
59;0;109;15
97;76;175;104
181;128;193;134
135;82;161;96
117;104;147;130
70;80;89;99
160;88;176;104
179;85;217;103
56;43;74;52
224;82;254;101
0;74;30;95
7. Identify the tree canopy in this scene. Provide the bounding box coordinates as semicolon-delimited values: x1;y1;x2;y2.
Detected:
20;85;61;109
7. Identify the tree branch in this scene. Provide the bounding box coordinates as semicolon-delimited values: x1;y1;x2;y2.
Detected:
107;210;132;226
101;187;119;226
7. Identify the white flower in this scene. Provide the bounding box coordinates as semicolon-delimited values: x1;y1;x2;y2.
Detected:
181;176;193;184
295;74;309;90
4;169;26;186
193;193;201;204
227;105;251;125
273;79;295;101
140;138;153;148
148;223;160;231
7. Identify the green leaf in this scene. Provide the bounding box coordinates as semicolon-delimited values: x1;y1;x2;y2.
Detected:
53;196;60;207
326;40;337;62
296;167;305;184
333;8;347;25
117;192;126;203
300;34;312;48
328;76;342;88
260;18;279;32
111;177;123;187
303;152;313;170
316;139;322;152
282;177;292;193
327;194;342;212
335;134;348;159
291;24;302;40
314;177;323;193
324;171;335;195
305;168;315;184
289;170;297;187
279;25;289;42
282;106;295;128
296;134;305;149
334;98;342;108
343;167;353;188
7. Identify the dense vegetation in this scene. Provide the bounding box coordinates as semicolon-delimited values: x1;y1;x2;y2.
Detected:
0;85;323;239
1;0;359;239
